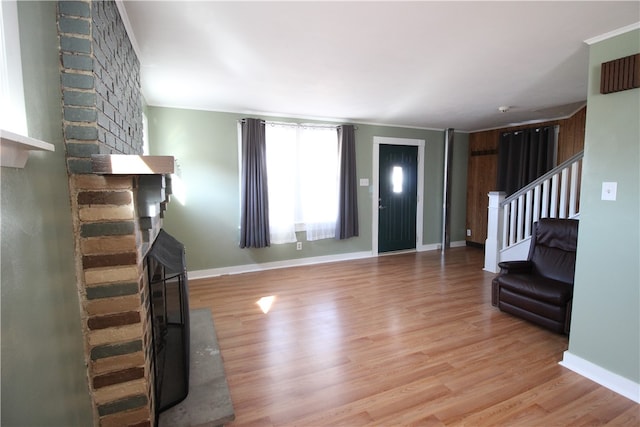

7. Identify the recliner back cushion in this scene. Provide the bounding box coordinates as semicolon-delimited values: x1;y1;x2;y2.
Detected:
529;219;579;284
534;219;578;252
531;246;576;283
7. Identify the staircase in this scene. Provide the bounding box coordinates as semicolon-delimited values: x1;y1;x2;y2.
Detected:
484;151;583;273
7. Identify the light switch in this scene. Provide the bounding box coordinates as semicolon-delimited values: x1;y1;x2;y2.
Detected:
601;182;617;201
359;178;369;186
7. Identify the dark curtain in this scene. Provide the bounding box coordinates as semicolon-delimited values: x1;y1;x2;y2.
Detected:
239;118;270;248
497;126;556;196
335;124;359;239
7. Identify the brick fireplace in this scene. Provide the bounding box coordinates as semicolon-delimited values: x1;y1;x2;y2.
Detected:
68;162;174;427
57;1;171;425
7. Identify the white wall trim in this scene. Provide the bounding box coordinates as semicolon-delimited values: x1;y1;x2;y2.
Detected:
418;240;466;252
471;103;587;134
188;251;374;280
418;243;440;252
1;0;28;136
189;241;468;279
560;351;640;403
114;1;142;59
584;22;640;45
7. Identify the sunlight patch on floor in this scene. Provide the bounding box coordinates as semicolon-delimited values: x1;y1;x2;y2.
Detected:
256;295;276;314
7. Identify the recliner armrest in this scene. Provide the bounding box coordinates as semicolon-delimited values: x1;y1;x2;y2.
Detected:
498;260;533;274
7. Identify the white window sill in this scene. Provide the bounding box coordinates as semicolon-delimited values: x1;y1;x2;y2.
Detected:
1;129;55;168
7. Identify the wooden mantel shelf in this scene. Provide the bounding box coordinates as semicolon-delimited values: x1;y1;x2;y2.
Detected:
91;154;174;175
1;129;55;168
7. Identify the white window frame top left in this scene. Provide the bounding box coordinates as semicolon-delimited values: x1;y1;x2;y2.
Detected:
1;0;54;168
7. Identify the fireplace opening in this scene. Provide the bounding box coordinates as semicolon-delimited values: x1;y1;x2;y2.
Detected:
146;229;190;414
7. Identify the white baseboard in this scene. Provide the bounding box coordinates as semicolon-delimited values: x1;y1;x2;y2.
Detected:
560;351;640;403
189;241;468;280
418;240;466;252
418;243;440;252
188;251;374;280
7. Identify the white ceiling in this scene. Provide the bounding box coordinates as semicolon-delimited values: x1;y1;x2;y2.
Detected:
120;1;640;132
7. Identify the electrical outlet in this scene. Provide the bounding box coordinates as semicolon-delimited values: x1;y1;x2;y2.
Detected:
296;242;302;250
466;229;472;237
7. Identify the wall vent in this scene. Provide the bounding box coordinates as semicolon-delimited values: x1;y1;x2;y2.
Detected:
600;53;640;94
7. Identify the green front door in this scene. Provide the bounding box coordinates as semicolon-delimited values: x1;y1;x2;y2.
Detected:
378;144;418;253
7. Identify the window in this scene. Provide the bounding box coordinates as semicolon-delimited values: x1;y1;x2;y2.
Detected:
265;123;338;243
392;166;403;193
1;0;28;135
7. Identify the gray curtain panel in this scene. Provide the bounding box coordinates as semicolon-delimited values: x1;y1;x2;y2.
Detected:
335;124;359;239
239;118;270;248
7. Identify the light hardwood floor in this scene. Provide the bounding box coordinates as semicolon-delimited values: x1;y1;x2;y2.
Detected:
189;247;639;426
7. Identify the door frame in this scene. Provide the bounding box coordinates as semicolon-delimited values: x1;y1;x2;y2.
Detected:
372;136;425;256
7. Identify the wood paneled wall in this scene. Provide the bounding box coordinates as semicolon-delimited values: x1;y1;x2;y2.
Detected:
465;106;586;246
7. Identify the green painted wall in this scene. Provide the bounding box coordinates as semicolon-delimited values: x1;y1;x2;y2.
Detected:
1;2;93;425
568;29;639;383
147;107;468;271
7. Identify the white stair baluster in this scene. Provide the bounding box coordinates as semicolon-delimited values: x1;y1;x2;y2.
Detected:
509;200;517;246
550;175;559;218
533;184;541;224
517;194;525;241
541;179;550;218
569;160;579;217
525;189;533;238
559;168;568;218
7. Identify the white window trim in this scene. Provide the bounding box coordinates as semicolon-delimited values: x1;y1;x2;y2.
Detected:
1;0;28;135
0;1;54;168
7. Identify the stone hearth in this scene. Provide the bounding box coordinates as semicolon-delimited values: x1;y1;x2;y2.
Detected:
159;309;235;427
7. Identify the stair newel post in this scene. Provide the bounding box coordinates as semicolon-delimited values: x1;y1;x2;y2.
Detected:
484;191;506;273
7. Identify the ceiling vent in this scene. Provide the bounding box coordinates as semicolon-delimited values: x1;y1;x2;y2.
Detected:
600;53;640;94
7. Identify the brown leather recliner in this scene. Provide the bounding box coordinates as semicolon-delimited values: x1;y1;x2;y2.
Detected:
491;218;579;335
